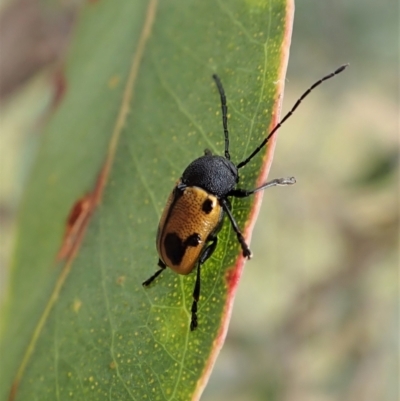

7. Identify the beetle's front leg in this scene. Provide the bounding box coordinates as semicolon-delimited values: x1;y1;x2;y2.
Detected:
228;177;296;197
220;198;252;259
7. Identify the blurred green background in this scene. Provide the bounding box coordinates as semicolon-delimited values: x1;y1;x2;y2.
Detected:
0;0;398;400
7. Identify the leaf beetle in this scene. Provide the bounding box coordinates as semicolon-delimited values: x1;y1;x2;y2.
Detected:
143;64;348;330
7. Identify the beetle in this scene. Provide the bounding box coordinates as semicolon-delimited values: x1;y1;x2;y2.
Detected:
143;64;348;330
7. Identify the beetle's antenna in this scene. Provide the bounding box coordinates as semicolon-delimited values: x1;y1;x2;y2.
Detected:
213;74;230;160
237;64;349;169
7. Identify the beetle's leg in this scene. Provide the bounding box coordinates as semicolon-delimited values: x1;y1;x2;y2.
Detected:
228;177;296;197
142;259;167;286
176;182;187;192
220;198;252;259
190;264;201;331
190;236;218;331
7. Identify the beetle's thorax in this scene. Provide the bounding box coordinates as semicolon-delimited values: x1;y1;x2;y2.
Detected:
181;154;238;198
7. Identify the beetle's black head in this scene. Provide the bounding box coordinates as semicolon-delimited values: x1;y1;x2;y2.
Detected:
181;154;238;198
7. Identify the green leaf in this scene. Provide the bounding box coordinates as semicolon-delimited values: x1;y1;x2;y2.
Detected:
1;0;293;399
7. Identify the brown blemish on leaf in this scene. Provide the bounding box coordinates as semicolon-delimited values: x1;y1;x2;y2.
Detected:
57;157;112;262
52;69;67;108
116;276;126;285
8;382;17;401
57;195;91;261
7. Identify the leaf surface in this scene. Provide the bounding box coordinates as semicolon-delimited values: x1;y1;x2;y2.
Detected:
1;0;293;399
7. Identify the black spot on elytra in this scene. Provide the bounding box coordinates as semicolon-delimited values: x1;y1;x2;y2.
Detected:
164;233;201;266
202;198;214;214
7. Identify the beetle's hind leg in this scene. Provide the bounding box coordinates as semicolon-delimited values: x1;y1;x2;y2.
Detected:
142;259;167;286
190;236;218;331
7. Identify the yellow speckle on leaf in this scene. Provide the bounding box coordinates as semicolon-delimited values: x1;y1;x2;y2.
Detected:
245;0;268;9
108;75;120;89
72;299;82;313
